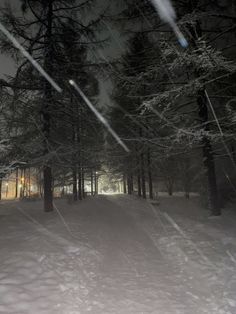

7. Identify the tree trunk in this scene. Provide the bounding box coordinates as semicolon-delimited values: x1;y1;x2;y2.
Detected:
43;166;53;211
187;14;220;215
0;179;2;200
168;183;173;196
91;171;94;196
203;137;220;214
184;176;190;199
130;174;134;193
127;174;132;194
23;168;26;197
96;173;99;195
15;168;18;198
140;151;146;199
123;174;127;194
136;146;142;197
71;93;78;202
28;168;31;197
198;90;220;215
94;172;98;195
72;168;78;201
82;167;85;198
147;148;153;199
42;0;54;212
137;173;141;197
39;170;43;198
139;128;146;199
78;166;82;200
231;143;236;163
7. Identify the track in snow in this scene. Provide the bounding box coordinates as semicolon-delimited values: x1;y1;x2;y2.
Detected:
0;195;236;313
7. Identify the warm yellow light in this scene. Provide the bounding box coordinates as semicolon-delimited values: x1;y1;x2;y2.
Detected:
6;183;9;186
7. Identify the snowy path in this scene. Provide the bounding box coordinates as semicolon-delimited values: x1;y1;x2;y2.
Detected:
0;195;236;313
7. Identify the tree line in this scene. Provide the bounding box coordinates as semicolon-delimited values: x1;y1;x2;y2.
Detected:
0;0;236;216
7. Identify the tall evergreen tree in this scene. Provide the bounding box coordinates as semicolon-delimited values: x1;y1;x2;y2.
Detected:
0;0;104;210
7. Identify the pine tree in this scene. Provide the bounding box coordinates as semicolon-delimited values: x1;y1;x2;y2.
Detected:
0;0;104;210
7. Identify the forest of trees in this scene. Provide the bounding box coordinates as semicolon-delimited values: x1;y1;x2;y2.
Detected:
0;0;236;215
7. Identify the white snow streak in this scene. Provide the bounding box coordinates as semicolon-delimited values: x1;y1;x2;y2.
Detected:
149;0;188;47
0;22;62;93
69;79;130;152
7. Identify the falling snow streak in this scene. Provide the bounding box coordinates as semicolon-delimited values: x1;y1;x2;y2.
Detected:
69;80;130;153
149;0;188;47
0;22;62;93
205;90;236;171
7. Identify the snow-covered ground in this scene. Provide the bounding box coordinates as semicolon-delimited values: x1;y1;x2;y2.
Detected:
0;194;236;314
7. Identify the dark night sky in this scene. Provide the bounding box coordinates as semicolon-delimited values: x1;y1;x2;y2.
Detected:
0;0;19;77
0;0;127;104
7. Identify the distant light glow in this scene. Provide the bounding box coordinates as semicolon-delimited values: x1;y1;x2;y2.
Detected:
102;191;118;195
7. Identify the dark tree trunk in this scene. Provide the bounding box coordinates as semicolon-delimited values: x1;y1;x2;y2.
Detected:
137;173;141;197
72;168;78;201
39;170;43;198
23;168;26;197
198;90;220;215
15;168;18;198
0;179;2;200
123;174;127;194
82;167;85;198
127;174;132;194
231;143;236;163
78;166;82;200
139;128;146;199
71;94;78;202
183;159;190;199
44;166;53;211
168;183;173;196
137;156;142;197
28;168;31;197
91;171;94;196
42;0;54;212
96;176;99;195
140;151;146;199
147;148;153;199
130;174;134;193
185;190;190;199
184;177;190;199
203;137;220;214
94;172;98;195
186;11;220;215
136;146;142;197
